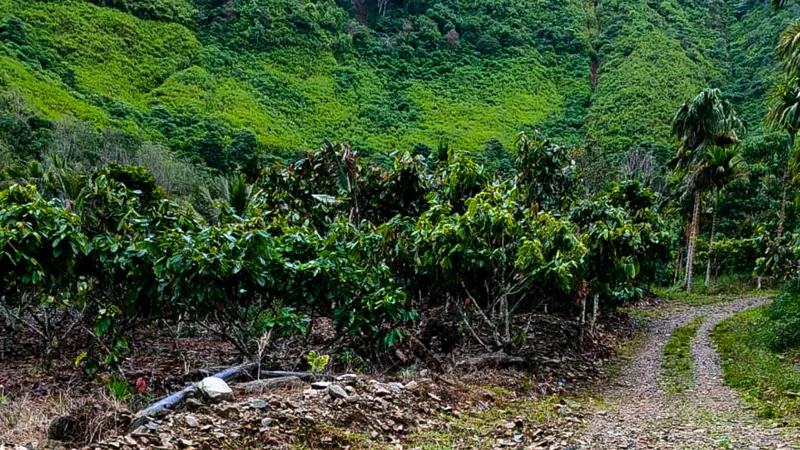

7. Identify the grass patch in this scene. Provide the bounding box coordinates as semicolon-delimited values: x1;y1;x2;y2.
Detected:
662;316;705;393
622;278;776;322
655;287;778;308
713;307;800;424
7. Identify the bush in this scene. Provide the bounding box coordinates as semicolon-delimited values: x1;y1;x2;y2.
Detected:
103;165;165;206
0;134;678;368
764;284;800;352
570;181;670;307
0;184;87;357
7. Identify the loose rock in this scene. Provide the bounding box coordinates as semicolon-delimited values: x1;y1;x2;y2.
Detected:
327;384;349;400
197;377;233;403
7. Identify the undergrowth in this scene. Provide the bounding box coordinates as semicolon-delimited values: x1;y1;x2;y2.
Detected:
713;307;800;424
662;316;705;394
655;274;778;308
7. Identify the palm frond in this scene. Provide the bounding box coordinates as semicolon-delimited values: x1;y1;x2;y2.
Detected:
778;22;800;78
672;88;745;175
766;79;800;134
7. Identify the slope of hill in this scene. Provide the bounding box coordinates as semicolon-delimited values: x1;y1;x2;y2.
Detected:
0;0;795;168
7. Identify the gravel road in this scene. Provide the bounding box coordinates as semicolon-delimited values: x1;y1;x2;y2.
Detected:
571;297;798;449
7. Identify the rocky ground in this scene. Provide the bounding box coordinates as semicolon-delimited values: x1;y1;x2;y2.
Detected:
7;296;795;450
84;371;590;450
570;297;799;449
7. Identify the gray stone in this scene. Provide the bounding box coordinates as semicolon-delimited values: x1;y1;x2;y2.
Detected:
184;415;200;427
248;400;268;410
197;377;234;403
371;383;392;396
327;384;349;400
404;380;419;391
335;374;358;384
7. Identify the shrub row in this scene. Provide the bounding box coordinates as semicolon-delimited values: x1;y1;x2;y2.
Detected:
0;135;671;371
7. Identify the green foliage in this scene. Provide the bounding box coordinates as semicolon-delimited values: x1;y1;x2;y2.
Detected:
662;315;705;393
763;283;800;352
105;376;133;401
714;306;800;423
0;128;684;367
706;237;760;277
513;132;576;211
0;0;790;182
0;0;592;160
586;0;728;155
0;0;796;382
306;350;330;373
570;181;670;307
0;184;88;354
672;88;745;158
102;164;165;206
85;0;194;23
755;232;798;281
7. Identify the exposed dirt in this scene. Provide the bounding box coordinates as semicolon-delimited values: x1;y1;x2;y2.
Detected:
571;297;799;449
0;309;626;449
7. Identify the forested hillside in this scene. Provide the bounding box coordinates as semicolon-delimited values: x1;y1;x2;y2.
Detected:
0;0;795;169
10;1;800;447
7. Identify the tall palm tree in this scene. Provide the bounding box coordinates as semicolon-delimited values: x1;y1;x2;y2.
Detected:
778;22;800;79
765;80;800;241
693;147;748;286
672;88;745;291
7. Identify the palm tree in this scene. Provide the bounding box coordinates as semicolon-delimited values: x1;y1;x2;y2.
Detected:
765;81;800;241
221;173;255;218
672;88;745;291
692;147;748;286
779;22;800;79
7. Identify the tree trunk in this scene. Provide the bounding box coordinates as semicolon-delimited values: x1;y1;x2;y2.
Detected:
778;166;790;243
352;0;368;25
705;210;718;286
777;132;795;242
673;222;687;285
685;190;702;291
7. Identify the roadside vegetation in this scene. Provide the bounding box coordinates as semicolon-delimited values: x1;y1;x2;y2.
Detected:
714;305;800;424
658;274;780;306
662;316;705;394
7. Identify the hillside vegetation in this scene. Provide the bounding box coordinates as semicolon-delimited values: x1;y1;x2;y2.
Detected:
0;0;795;168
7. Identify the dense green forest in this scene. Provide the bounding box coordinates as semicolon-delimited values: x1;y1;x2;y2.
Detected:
9;0;800;446
0;0;795;165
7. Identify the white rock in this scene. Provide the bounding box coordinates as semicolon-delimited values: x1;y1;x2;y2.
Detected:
184;415;200;427
197;377;233;403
